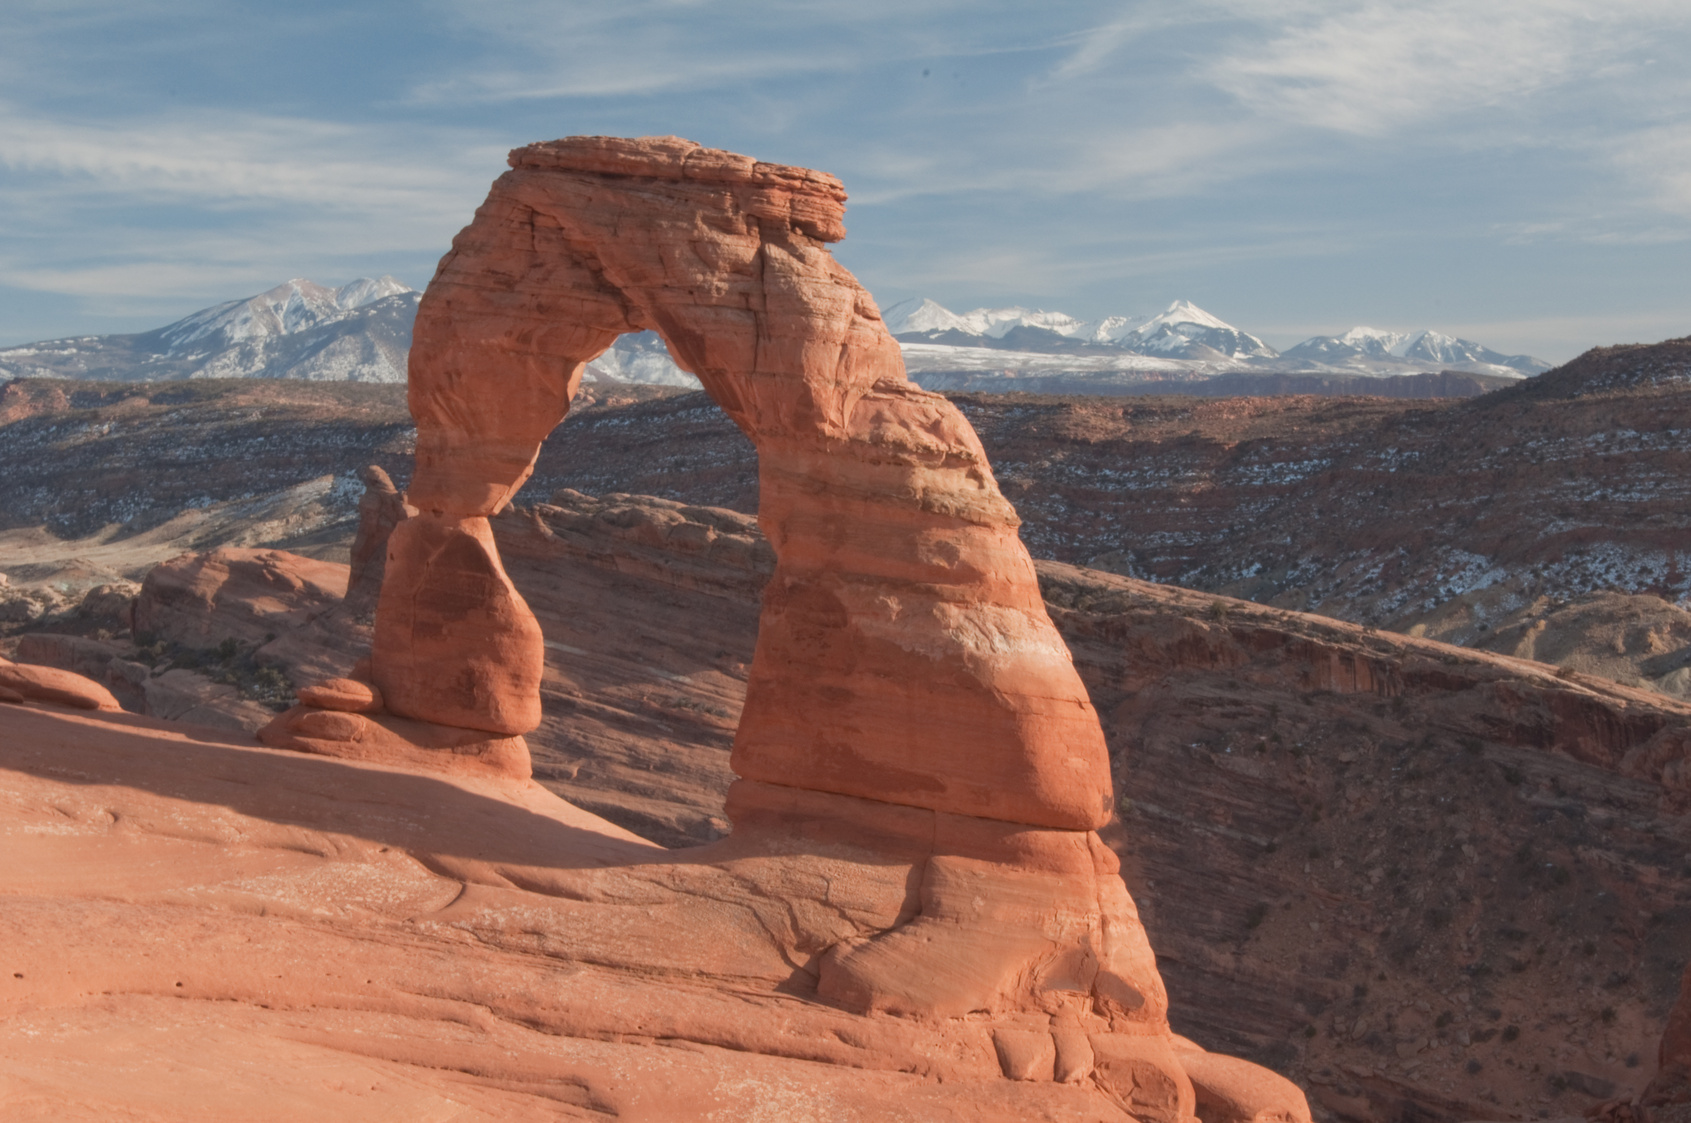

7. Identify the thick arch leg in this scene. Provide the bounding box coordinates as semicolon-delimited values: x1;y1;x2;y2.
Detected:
372;514;544;735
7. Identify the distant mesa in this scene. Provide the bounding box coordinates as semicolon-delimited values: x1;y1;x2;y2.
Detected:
0;277;420;384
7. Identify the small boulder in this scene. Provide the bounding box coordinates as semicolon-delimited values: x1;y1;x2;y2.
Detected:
296;677;384;714
0;659;124;712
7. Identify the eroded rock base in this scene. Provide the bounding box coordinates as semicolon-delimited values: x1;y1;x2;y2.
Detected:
258;703;532;780
2;705;1307;1121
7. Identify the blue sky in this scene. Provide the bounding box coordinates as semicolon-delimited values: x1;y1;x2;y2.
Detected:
3;1;1689;360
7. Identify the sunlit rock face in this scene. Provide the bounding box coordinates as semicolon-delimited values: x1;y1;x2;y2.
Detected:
347;135;1310;1119
381;134;1113;830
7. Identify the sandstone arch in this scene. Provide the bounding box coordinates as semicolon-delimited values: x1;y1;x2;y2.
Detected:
372;135;1113;832
324;136;1311;1117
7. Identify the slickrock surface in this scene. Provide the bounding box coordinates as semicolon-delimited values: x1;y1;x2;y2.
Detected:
0;704;1133;1121
0;655;121;712
16;490;1691;1118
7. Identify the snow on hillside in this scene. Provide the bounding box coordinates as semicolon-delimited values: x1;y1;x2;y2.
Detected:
159;277;415;353
0;277;699;388
885;296;1546;381
887;297;1274;361
583;331;698;388
1284;326;1548;375
0;280;1550;394
884;298;1091;339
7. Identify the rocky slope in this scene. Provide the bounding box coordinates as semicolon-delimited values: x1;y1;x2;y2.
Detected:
18;485;1687;1121
0;377;685;614
494;497;1691;1122
5;341;1688;699
520;338;1691;674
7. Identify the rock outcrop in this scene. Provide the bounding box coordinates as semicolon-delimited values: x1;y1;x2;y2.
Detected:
135;548;348;652
317;135;1302;1114
0;655;122;712
343;464;412;613
383;135;1110;819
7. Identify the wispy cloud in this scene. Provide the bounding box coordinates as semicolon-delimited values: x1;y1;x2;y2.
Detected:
1203;0;1691;136
0;103;503;313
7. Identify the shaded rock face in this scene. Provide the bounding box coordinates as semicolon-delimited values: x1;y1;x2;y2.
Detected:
379;134;1112;830
344;464;411;613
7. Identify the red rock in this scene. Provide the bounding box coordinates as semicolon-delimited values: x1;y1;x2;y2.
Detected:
372;514;543;735
1087;1032;1196;1123
133;547;348;651
0;657;123;712
257;702;531;780
354;134;1304;1119
1172;1036;1311;1123
344;464;412;613
296;677;383;714
1;703;1149;1120
387;134;1109;827
0;684;22;704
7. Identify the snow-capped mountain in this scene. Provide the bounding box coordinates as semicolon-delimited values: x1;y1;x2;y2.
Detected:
0;280;1547;398
1121;300;1277;360
1283;326;1549;375
884;297;1273;361
0;278;421;384
0;278;699;388
159;276;413;354
582;331;698;388
886;298;1092;340
882;296;1547;391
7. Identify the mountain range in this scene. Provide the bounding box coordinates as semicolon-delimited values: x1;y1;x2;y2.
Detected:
884;297;1550;389
0;281;1550;396
0;279;698;390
